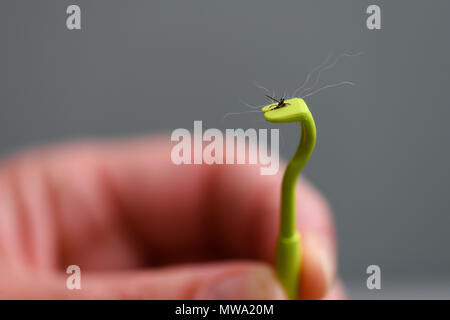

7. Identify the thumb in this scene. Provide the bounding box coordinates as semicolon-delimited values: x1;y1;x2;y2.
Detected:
2;262;287;299
77;262;287;300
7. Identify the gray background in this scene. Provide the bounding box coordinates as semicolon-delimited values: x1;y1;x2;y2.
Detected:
1;0;449;298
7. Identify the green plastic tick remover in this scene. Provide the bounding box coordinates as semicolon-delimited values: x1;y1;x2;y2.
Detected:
262;98;316;300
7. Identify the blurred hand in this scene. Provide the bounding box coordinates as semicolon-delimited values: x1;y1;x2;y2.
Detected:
0;137;344;299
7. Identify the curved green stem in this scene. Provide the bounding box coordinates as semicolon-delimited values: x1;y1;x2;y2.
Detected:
281;114;316;237
261;98;316;300
277;113;316;299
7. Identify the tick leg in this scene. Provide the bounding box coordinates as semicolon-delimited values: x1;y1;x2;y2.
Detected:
265;95;280;103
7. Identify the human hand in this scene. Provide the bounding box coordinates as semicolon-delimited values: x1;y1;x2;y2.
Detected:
0;137;344;299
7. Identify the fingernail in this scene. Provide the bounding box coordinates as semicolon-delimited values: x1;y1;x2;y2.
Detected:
315;239;334;290
199;266;287;300
301;235;335;298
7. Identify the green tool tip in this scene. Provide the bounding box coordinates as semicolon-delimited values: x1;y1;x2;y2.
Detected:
262;98;310;123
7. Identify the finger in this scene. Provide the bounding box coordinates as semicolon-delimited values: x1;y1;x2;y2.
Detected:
0;136;336;299
299;233;336;300
0;262;286;300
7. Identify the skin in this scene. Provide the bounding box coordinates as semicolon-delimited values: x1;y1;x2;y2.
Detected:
0;136;344;299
